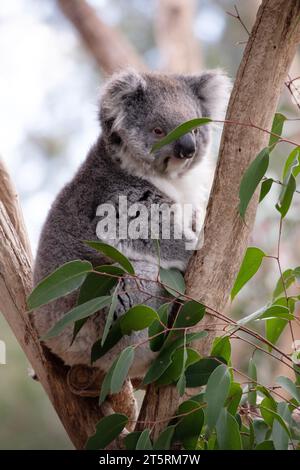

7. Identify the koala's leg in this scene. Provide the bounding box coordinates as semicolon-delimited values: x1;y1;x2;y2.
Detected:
67;364;137;431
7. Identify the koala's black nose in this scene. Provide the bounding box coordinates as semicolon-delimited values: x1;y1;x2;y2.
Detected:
174;133;196;159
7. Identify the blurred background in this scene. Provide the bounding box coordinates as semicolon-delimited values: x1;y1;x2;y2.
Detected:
0;0;299;449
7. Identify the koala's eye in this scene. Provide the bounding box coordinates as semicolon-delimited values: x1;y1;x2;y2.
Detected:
152;127;165;137
193;128;199;136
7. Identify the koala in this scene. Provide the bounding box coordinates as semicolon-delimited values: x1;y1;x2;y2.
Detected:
32;69;230;416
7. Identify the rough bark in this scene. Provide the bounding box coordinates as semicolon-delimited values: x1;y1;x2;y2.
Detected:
0;200;110;449
138;0;300;438
155;0;202;73
0;159;32;260
57;0;146;75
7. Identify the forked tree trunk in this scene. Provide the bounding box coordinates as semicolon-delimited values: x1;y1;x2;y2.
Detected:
57;0;146;74
137;0;300;438
155;0;203;72
1;0;300;450
0;163;108;449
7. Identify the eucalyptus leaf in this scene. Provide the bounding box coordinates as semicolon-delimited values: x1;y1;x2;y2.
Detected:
136;429;153;450
151;118;212;152
110;346;134;394
216;408;242;450
231;247;265;300
153;426;176;450
84;240;135;274
101;283;120;346
159;267;185;297
176;399;204;450
85;414;128;450
239;147;269;219
205;364;231;430
149;303;169;352
42;296;112;340
259;178;273;202
185;357;222;387
28;260;92;310
248;358;257;406
276;376;300;404
121;305;158;335
269;113;286;148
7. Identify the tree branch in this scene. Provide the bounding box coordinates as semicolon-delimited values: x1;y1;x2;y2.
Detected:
155;0;203;73
57;0;146;75
138;0;300;439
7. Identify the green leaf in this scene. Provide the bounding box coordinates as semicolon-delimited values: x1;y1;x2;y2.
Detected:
91;319;123;363
269;113;286;148
271;402;292;450
78;265;124;304
253;418;269;444
99;359;117;404
136;429;152;450
28;260;92;310
149;303;169;352
85;414;128;449
259;178;273;202
176;333;187;396
124;431;143;450
273;269;295;300
84;240;135;274
121;305;158;335
110;346;134;394
265;297;294;351
73;264;124;340
226;382;243;416
186;357;222;387
239;147;269;219
255;440;275;450
163;301;205;348
282;147;300;180
159;267;185;297
260;397;277;427
205;364;231;430
211;336;231;363
248;358;257;406
101;283;120;346
231;247;265;300
174;301;205;328
153;426;175;450
266;317;288;350
294;266;300;281
216;408;242;450
176;400;204;450
258;305;293;321
143;331;207;385
42;296;112;340
156;348;200;386
151;118;212;153
276;376;300;404
276;172;296;218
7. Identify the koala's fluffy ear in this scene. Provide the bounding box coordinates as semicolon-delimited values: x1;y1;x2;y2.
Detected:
100;69;147;133
183;70;232;120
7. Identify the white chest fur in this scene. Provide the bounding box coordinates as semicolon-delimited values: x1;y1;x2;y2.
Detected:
147;156;214;233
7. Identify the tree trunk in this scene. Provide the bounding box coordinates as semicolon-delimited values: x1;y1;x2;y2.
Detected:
57;0;146;75
138;0;300;438
0;161;120;449
155;0;203;73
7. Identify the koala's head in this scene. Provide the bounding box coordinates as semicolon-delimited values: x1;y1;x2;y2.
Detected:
99;69;231;178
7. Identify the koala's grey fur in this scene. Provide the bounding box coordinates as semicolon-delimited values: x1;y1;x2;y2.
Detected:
32;69;231;381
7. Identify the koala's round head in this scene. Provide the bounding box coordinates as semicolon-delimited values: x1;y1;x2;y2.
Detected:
99;69;231;178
